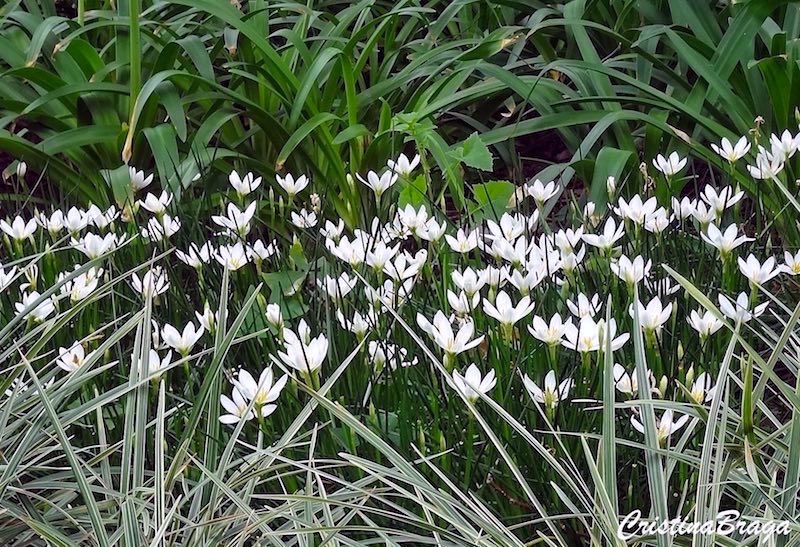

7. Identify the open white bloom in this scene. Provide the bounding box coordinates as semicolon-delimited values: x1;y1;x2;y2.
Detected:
384;250;426;281
528;313;571;345
1;216;37;241
562;317;628;353
567;293;600;319
445;228;478;253
397;204;429;236
196;302;218;334
416;310;484;357
387;153;420;176
233;367;287;416
58;265;103;303
176;242;213;268
365;240;400;271
527;179;558;205
710;136;750;163
452;364;496;402
320;219;345;241
212;202;256;237
248;239;278;262
131;267;170;298
769;130;800;161
447;290;479;317
582;217;624;251
523;370;573;409
701;185;744;218
57;342;95;373
611;255;651;286
336;308;374;340
216;242;250;271
139;190;173;215
275;173;310;198
631;409;689;445
15;291;56;322
691;201;716;226
279;326;328;376
92;206;118;230
614;195;658;225
452;267;488;298
0;264;17;291
484;212;533;244
73;232;121;259
689;371;717;404
37;210;65;235
328;235;366;266
358;170;398;199
161;321;204;355
141;214;181;242
483;291;535;327
508;267;546;295
737;254;780;287
554;227;584;254
145;349;173;378
629;297;672;332
671;197;696;221
688;309;723;339
747;146;784;179
644;207;672;234
229;170;262;196
718;292;768;323
652;152;687;176
613;364;657;397
219;387;254;425
323;273;358;303
129;166;154;191
420;217;446;243
701;223;753;255
782;250;800;275
291;208;318;228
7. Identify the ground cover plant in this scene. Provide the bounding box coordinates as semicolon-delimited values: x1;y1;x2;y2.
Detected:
2;1;800;546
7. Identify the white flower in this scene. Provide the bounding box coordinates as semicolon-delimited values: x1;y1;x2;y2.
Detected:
73;232;121;259
323;273;358;303
613;364;657;397
420;218;447;243
700;185;744;218
16;161;27;178
554;228;584;254
485;212;530;243
737;254;780;287
92;206;118;230
447;290;479;317
652;152;687;176
452;364;496;402
291;208;318;228
782;250;800;275
710;136;750;163
248;239;278;262
57;342;95;372
701;223;753;255
233;367;287;415
328;235;366;266
483;290;535;327
176;242;213;268
358;170;398;199
562;317;629;353
384;250;426;281
0;216;37;241
275;173;310;198
337;308;374;339
689;371;717;404
219;387;254;425
146;349;173;378
582;217;624;251
365;240;399;271
195;302;217;334
387;153;420;176
452;267;488;298
671;197;696;221
212;202;256;237
566;293;600;319
139;190;173;215
58;265;103;303
528;314;571;345
129;166;154;191
718;292;768;323
614;195;657;226
606;176;617;197
397;204;429;236
523;370;573;408
265;303;284;332
229;170;262;196
161;322;204;355
611;255;651;286
15;291;56;322
747;146;784;179
687;309;723;339
629;297;672;332
320;219;345;241
279;326;328;375
141;214;181;242
691;202;716;226
644;208;672;234
0;264;18;291
527;179;558;206
631;409;689;445
769;130;800;161
508;267;546;295
216;242;250;271
37;210;65;236
416;310;484;356
131;267;170;298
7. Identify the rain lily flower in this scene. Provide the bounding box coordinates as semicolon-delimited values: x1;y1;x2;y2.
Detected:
629;297;672;333
718;292;768;323
614;195;657;226
528;313;571;346
291;208;318;228
554;227;584;254
219;387;254;425
671;197;696;221
58;266;103;303
567;293;601;319
92;206;118;230
131;267;170;298
73;232;121;259
141;214;181;242
336;308;373;340
452;267;488;298
611;255;651;286
613;364;657;398
700;185;744;218
691;202;716;226
688;370;717;404
387;153;420;176
701;223;753;256
328;236;366;266
357;170;398;199
397;204;429;236
582;217;625;251
233;367;287;416
16;161;26;178
483;290;535;331
769;130;800;161
37;210;65;236
265;303;284;332
248;239;278;262
523;370;573;410
738;254;780;287
144;349;173;379
416;310;484;362
644;208;672;234
365;241;400;272
15;291;56;322
420;218;447;243
139;190;173;215
447;290;480;317
216;242;250;271
1;216;37;241
782;250;800;275
212;202;256;237
320;219;345;241
57;342;94;373
710;136;750;163
0;264;17;291
527;179;558;206
161;322;204;355
452;364;496;402
278;326;328;377
747;147;784;179
229;170;262;196
631;409;689;446
562;317;629;353
323;273;358;303
275;173;310;198
129;166;154;191
687;309;723;340
652;152;687;176
176;242;213;269
384;250;426;281
195;302;217;334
